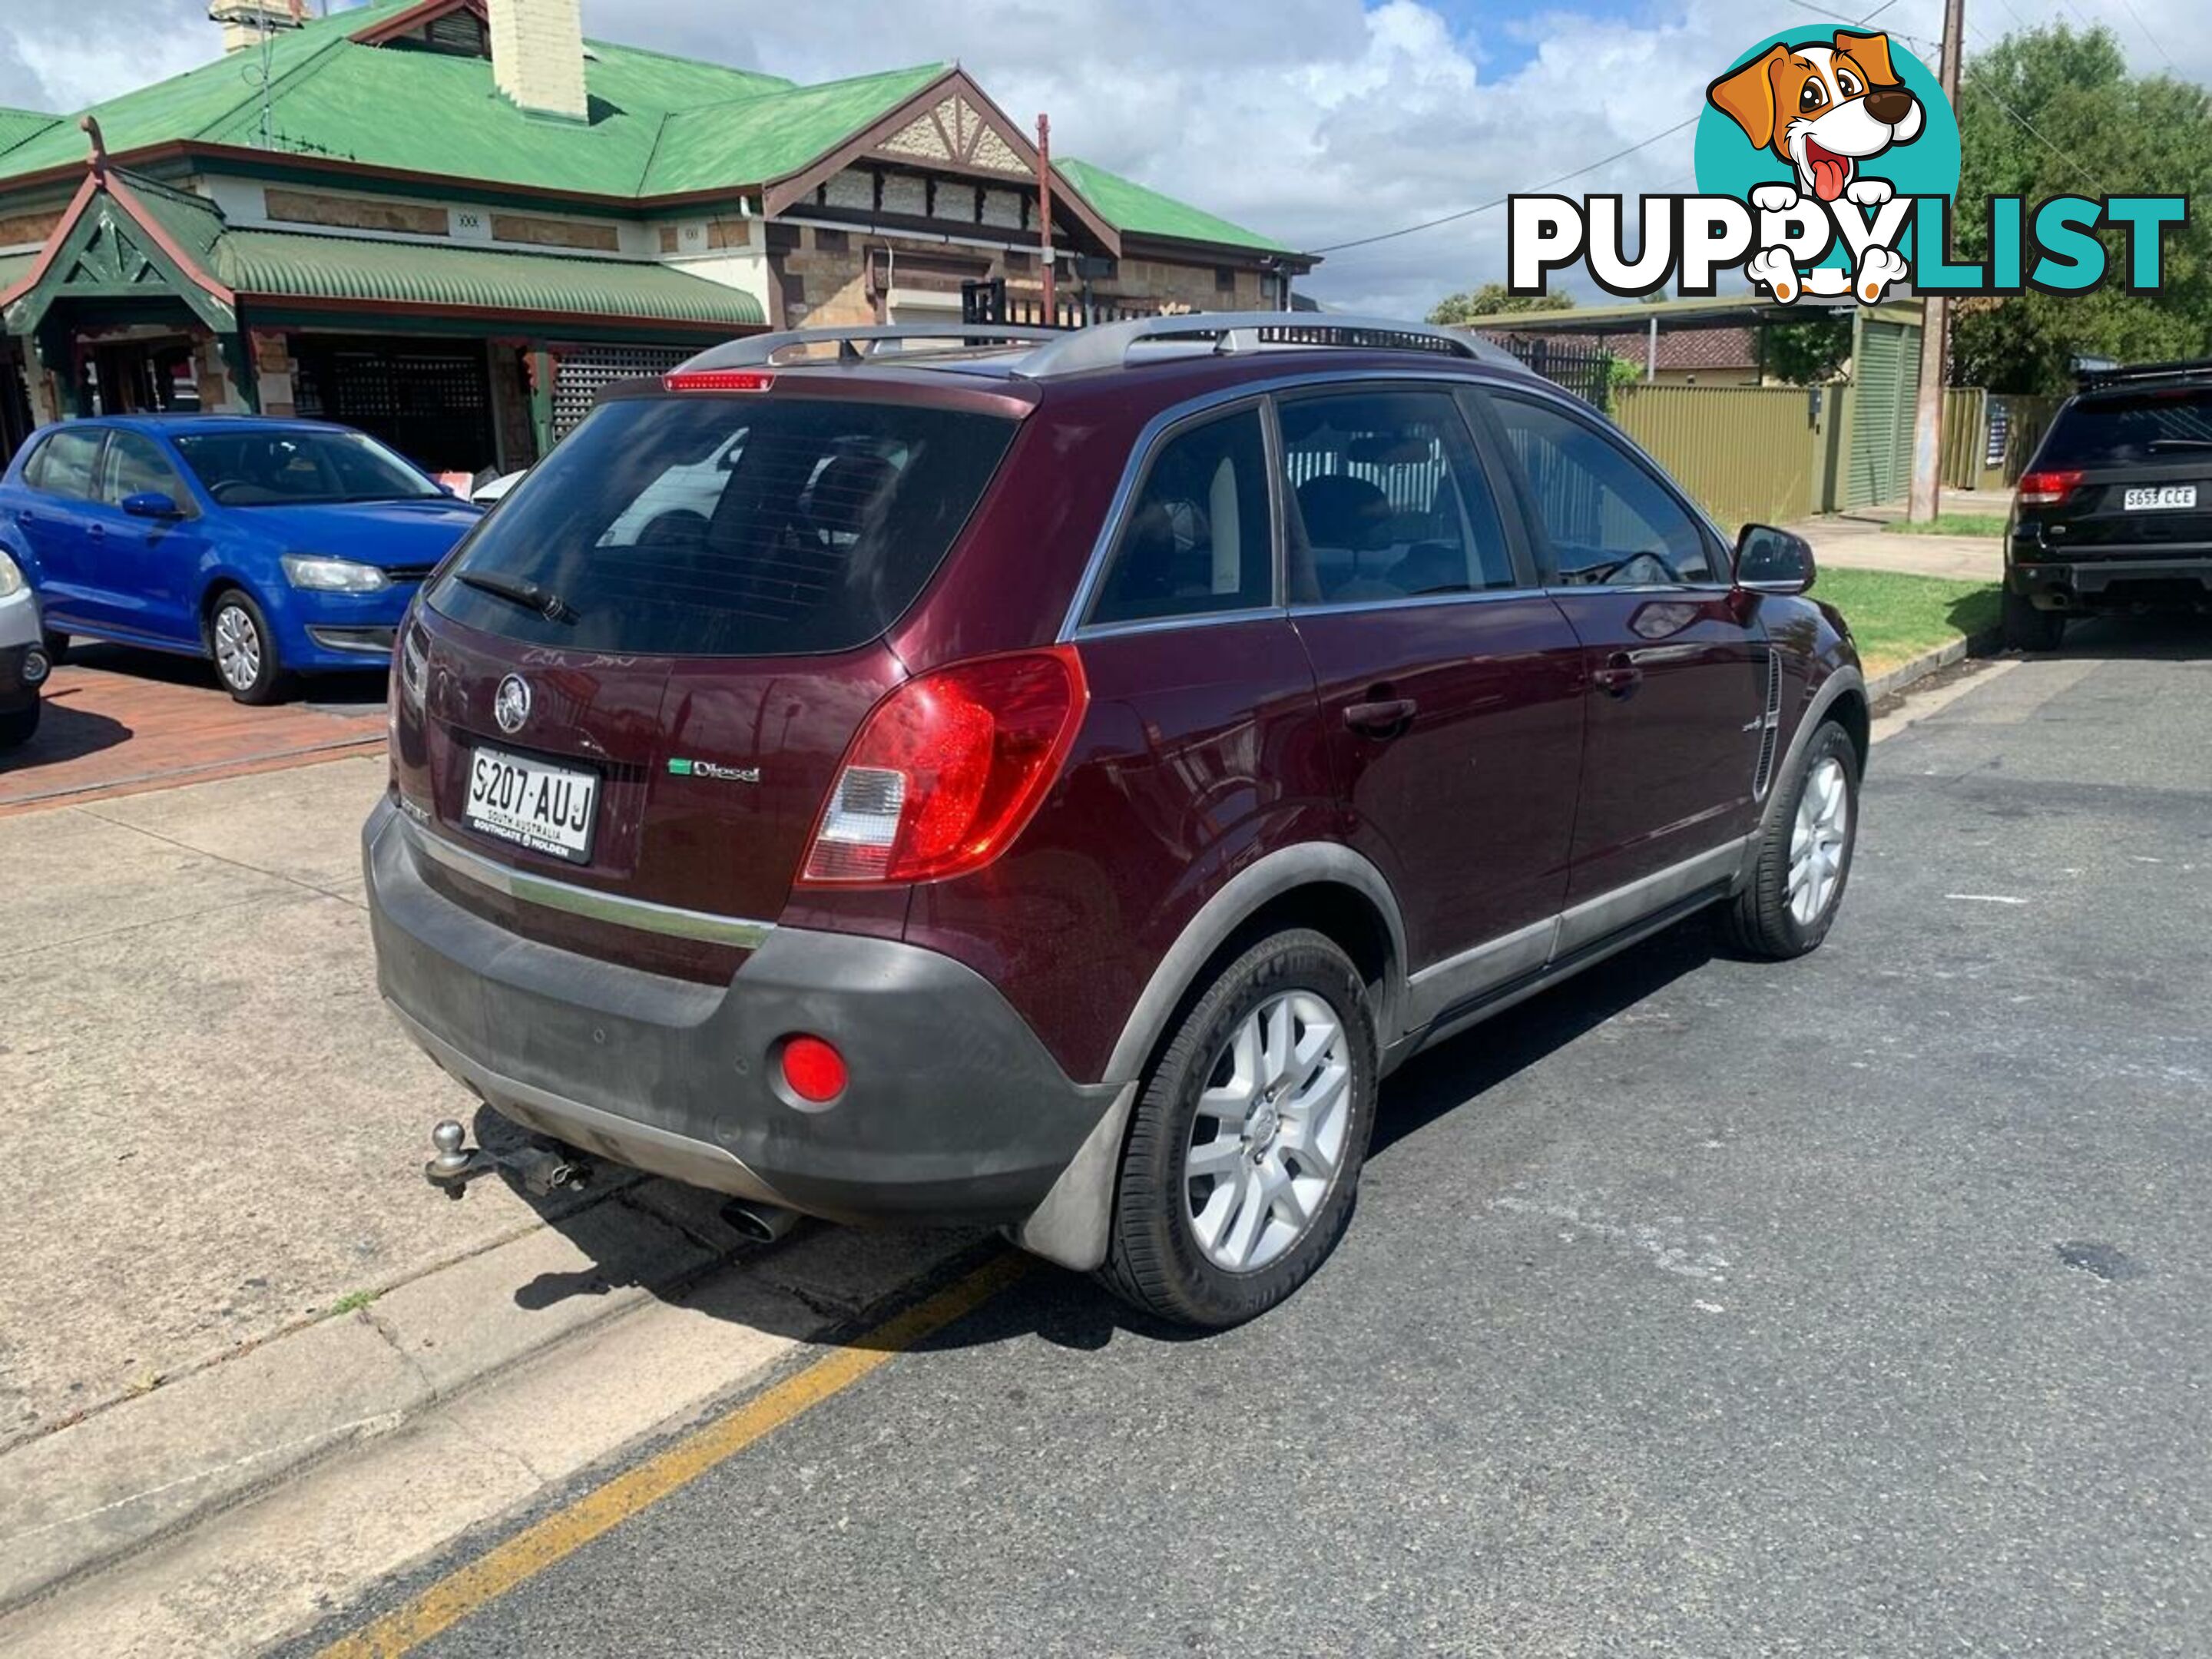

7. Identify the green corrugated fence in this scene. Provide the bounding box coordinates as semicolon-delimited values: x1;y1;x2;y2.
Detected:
1611;382;1825;531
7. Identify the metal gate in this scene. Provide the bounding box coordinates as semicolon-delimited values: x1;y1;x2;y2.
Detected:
1494;335;1613;407
1846;318;1921;508
291;339;495;475
553;345;692;441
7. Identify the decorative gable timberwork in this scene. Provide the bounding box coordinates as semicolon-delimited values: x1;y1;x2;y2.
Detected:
2;175;237;343
760;68;1121;255
875;92;1031;178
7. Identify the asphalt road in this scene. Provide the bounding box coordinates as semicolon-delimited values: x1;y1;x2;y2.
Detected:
302;627;2212;1658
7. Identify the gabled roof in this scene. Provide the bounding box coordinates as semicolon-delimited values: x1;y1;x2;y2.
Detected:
0;0;1303;263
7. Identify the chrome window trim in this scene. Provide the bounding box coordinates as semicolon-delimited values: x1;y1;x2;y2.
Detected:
404;818;777;949
1293;587;1556;620
1075;604;1287;642
1061;367;1561;644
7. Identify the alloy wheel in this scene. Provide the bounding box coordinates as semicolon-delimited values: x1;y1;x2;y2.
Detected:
1184;990;1352;1273
214;604;262;693
1787;755;1849;926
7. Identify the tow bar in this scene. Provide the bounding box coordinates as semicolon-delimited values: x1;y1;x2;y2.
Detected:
425;1118;590;1200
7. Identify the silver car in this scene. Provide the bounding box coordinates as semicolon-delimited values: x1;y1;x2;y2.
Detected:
0;547;49;750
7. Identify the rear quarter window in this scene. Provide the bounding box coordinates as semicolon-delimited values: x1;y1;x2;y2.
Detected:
2036;389;2212;469
430;394;1017;657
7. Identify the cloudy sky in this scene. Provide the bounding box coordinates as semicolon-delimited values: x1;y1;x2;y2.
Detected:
0;0;2200;316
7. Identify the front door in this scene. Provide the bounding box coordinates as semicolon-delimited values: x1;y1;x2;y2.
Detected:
1280;386;1584;993
1477;389;1768;913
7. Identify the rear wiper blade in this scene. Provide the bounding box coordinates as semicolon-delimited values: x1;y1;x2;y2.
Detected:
2145;438;2212;451
455;569;578;624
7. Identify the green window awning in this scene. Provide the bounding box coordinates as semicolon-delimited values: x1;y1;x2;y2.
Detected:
213;228;765;329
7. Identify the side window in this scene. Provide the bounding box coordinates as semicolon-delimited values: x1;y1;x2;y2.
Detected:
1278;389;1515;604
25;428;104;502
1087;406;1272;628
1488;395;1717;585
98;432;189;510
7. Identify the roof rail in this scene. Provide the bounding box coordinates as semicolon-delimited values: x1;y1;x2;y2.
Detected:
1009;312;1524;379
2076;356;2212;391
680;323;1067;372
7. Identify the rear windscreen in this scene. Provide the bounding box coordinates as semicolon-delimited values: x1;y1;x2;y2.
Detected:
2036;389;2212;469
428;394;1017;657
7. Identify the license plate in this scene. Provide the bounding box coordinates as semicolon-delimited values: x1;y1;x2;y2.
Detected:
463;745;598;864
2124;485;2197;511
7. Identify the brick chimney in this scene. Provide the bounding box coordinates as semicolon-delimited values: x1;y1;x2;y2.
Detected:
486;0;590;123
208;0;303;55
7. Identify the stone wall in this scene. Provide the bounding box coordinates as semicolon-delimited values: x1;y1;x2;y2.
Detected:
250;330;296;418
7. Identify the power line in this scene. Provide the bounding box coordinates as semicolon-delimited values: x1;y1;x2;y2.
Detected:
2113;0;2177;71
1305;115;1698;255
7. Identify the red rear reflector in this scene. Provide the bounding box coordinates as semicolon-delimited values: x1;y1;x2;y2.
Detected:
2018;469;2083;506
780;1035;847;1104
799;646;1088;886
664;369;775;393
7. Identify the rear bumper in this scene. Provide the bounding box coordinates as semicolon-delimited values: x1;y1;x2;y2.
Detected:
363;796;1119;1226
2009;553;2212;609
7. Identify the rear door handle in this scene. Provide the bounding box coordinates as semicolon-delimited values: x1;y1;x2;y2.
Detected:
1343;697;1418;737
1593;653;1644;697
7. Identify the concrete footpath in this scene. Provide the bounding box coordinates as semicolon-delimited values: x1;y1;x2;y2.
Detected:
1786;491;2008;583
0;754;975;1628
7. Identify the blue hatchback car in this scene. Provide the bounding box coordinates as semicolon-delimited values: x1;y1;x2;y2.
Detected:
0;416;482;702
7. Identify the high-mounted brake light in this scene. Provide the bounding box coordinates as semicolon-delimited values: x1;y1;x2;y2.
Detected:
2018;469;2084;507
664;369;776;393
799;646;1088;886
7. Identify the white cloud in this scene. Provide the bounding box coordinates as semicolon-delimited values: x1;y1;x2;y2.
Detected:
0;0;2202;320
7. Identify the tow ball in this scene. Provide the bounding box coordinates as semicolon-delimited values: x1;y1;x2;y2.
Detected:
425;1118;590;1200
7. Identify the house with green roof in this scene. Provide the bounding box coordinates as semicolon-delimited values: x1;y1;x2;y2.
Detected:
0;0;1313;475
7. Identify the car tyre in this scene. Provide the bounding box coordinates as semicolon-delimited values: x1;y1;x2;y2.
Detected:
207;588;290;705
1722;720;1859;961
40;630;68;667
1099;928;1377;1329
0;700;38;750
2001;584;2065;651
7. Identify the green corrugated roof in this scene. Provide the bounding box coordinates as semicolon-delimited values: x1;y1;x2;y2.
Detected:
1056;158;1288;254
0;108;58;161
214;227;762;326
643;64;948;197
0;249;35;291
0;2;1296;261
124;172;228;271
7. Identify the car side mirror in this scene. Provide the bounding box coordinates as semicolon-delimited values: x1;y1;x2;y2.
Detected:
121;491;184;520
1734;524;1816;595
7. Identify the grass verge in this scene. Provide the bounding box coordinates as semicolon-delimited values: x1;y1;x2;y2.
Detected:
1814;568;2001;677
1882;512;2008;538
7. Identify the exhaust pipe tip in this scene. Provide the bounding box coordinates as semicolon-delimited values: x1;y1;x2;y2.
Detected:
720;1199;801;1244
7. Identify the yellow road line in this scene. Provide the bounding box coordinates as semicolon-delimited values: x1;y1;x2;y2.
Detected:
319;1250;1033;1659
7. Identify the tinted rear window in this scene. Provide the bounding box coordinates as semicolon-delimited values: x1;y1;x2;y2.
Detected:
2037;389;2212;469
429;394;1016;657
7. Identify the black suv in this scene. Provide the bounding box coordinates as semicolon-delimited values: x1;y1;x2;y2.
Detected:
2005;359;2212;649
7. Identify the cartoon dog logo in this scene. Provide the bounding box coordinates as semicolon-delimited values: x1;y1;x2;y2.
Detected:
1707;30;1924;302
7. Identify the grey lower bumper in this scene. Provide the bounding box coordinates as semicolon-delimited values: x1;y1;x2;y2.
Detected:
363;796;1119;1226
2012;556;2212;607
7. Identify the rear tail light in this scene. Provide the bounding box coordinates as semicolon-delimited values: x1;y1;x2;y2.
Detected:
799;646;1088;885
664;369;775;393
2018;469;2083;507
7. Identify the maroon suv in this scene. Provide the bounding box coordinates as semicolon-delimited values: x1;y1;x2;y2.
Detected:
366;315;1866;1327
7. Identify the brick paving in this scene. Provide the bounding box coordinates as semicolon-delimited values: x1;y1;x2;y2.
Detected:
0;644;388;816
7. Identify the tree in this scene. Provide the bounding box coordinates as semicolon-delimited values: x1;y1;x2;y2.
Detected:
1951;25;2212;392
1427;283;1573;325
1762;314;1853;385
